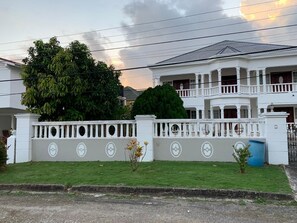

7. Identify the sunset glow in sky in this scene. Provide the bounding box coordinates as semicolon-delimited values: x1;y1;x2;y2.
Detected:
1;0;297;89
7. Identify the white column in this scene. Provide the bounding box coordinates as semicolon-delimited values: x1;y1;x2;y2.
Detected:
220;106;224;119
153;77;160;87
15;113;40;163
201;109;205;119
201;74;204;96
135;115;156;162
263;68;267;93
196;108;199;119
248;105;252;119
195;73;199;97
256;70;260;94
218;69;222;94
247;69;250;86
236;105;241;119
262;112;288;165
10;115;15;129
209;73;212;88
236;67;240;94
210;106;214;119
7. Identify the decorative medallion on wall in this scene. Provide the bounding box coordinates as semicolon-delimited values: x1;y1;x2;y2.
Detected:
48;142;58;157
105;142;117;158
234;141;246;150
170;141;182;158
76;142;87;158
201;141;214;158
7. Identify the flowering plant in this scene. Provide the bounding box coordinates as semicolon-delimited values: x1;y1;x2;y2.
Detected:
126;139;148;171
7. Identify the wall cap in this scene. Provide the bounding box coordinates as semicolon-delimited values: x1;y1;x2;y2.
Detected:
15;113;41;119
135;115;156;121
260;112;289;118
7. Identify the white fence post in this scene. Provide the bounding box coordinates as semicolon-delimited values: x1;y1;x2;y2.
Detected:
7;130;16;164
262;112;288;165
15;113;40;163
135;115;156;162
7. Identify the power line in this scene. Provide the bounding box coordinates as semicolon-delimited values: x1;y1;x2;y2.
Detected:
2;4;297;56
0;0;282;46
91;23;297;52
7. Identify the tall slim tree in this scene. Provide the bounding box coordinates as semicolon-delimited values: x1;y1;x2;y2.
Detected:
21;37;122;121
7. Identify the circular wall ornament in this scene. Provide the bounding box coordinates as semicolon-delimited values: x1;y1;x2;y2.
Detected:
76;142;87;158
234;141;246;150
48;142;58;157
201;141;214;158
170;141;182;158
105;142;117;158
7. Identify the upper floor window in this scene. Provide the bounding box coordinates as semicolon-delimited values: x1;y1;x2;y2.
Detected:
293;71;297;83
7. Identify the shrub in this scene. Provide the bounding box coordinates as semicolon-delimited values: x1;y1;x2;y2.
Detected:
125;140;148;171
0;139;8;171
232;144;251;174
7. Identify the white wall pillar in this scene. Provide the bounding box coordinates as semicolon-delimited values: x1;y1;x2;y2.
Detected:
262;112;288;165
236;67;240;93
15;113;40;163
135;115;156;162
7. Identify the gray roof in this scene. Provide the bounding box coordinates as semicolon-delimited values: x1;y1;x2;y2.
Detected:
154;40;296;66
123;86;142;101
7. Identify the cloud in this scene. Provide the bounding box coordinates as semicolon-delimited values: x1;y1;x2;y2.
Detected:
82;31;112;64
240;0;297;44
119;0;259;89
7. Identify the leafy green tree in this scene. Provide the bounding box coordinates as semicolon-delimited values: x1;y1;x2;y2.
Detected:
21;37;121;121
131;84;187;119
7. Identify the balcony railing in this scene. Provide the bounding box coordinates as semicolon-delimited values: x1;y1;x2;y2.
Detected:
176;83;297;98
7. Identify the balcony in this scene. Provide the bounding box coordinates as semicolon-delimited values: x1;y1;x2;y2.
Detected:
176;82;297;98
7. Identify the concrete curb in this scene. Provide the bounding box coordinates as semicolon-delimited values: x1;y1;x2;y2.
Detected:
0;184;293;201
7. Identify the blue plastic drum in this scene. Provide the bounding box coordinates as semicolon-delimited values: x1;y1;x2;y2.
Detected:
247;140;265;167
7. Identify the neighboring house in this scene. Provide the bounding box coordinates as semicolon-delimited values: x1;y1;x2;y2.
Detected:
149;40;297;122
123;86;143;106
0;57;26;140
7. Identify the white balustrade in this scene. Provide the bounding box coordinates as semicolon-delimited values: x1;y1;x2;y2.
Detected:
176;82;297;98
154;119;263;138
32;120;137;139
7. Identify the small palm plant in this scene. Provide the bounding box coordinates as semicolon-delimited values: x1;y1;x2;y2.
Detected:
232;144;251;174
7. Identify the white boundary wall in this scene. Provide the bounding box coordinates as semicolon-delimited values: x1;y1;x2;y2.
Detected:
9;112;289;164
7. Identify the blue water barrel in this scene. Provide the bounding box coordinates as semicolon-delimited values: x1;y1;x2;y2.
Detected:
248;140;265;167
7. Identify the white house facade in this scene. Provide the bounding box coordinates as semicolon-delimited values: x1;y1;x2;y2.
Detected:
0;58;26;140
149;40;297;123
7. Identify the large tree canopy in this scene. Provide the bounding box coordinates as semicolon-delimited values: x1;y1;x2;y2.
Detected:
131;84;187;119
21;37;122;121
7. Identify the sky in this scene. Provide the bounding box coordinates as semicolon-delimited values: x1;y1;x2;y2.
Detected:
1;0;297;89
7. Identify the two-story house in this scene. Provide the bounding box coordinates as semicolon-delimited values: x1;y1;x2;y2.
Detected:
0;58;26;140
149;40;297;123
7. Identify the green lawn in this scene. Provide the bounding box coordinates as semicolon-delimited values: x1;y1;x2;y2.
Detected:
0;161;292;194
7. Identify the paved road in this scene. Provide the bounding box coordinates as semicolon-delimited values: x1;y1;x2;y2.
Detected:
0;192;296;223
